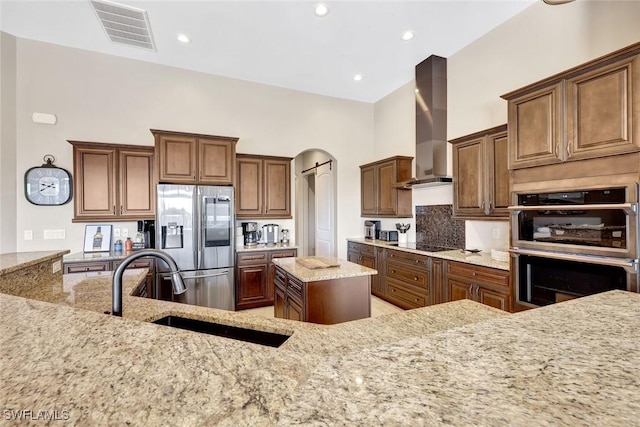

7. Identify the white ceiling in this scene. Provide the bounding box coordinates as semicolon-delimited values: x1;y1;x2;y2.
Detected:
0;0;536;103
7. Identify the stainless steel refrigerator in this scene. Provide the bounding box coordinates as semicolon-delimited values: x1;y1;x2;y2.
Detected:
155;184;235;311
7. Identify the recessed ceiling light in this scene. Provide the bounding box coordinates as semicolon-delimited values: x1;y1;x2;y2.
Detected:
177;34;190;43
354;74;363;82
314;3;329;17
401;31;415;41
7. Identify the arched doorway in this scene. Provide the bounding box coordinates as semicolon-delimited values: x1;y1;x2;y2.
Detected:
294;150;337;257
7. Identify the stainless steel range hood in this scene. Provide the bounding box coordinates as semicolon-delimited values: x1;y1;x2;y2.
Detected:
403;55;452;188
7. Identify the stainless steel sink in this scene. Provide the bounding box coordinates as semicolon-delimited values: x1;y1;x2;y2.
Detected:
152;315;291;348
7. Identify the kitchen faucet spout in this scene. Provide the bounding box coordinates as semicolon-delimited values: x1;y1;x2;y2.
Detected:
112;249;186;317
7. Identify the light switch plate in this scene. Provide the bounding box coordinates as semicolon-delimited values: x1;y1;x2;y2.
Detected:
24;230;33;240
122;228;129;237
114;228;121;237
52;260;61;273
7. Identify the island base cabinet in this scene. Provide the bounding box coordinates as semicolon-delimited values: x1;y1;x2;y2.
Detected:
274;264;371;324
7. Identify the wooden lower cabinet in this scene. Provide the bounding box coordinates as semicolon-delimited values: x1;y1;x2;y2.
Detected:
347;241;381;297
383;248;431;310
444;260;511;312
63;257;155;297
274;264;371;324
235;248;297;310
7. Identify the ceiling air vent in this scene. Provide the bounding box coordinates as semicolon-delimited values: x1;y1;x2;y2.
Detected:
90;0;156;51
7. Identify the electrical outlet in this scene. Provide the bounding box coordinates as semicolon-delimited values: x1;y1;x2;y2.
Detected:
114;228;121;237
24;230;33;240
53;230;60;239
59;229;66;239
492;228;500;239
44;230;54;239
122;228;129;237
52;260;61;274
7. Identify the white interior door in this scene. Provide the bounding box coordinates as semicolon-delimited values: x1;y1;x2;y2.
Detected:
314;162;335;257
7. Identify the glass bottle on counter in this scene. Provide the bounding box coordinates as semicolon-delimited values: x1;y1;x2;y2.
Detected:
92;226;103;250
125;237;133;252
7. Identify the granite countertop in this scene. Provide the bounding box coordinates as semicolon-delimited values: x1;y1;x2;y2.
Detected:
2;257;640;424
272;256;377;282
235;243;299;252
0;250;69;275
347;237;510;271
64;251;150;263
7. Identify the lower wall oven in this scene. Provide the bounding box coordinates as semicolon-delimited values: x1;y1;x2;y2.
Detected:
513;249;638;307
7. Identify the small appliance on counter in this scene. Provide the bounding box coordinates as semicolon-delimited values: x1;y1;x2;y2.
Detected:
242;222;260;246
262;224;279;245
280;229;290;245
378;230;399;242
364;220;381;240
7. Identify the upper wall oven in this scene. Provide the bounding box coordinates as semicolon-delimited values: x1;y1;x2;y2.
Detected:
510;184;639;259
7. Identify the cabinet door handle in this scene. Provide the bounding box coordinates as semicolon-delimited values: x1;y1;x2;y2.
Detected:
414;276;419;281
120;206;123;215
567;142;572;158
391;269;396;274
113;205;116;215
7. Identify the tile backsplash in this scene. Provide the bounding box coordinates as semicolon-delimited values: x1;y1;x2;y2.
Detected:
415;205;465;248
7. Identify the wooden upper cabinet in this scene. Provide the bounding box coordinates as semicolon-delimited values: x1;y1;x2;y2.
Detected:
236;156;263;218
264;158;291;218
450;124;509;219
566;54;640;160
69;141;155;222
360;156;413;218
503;44;640;170
152;129;237;185
236;154;292;219
507;83;564;169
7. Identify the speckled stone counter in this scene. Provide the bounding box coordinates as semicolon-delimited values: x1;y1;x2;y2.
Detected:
236;243;298;252
3;258;640;425
347;237;510;271
272;256;376;282
0;250;69;295
64;250;146;263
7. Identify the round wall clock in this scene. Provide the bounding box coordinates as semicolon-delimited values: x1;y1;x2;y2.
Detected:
24;155;73;206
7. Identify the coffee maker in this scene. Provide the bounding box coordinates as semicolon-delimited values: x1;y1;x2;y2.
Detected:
242;222;259;246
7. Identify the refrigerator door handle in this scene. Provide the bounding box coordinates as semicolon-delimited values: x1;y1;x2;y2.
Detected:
195;187;202;270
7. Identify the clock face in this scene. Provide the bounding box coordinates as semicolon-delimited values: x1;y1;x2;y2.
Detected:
24;166;72;206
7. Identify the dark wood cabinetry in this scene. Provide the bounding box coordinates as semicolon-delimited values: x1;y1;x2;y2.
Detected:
152;129;237;185
503;46;640;170
383;248;431;310
235;248;297;310
236;154;292;219
360;156;413;218
444;260;511;312
347;242;381;296
63;258;155;297
274;263;371;324
450;124;509;219
69;141;155;222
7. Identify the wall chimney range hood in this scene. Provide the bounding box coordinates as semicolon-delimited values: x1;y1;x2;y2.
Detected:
403;55;452;188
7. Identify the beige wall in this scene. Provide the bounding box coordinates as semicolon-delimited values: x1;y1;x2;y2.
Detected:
1;32;17;253
372;0;640;250
8;37;373;257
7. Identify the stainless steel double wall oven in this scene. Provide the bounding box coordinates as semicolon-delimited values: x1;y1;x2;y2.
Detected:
510;183;639;307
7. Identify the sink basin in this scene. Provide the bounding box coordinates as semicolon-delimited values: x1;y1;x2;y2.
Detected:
152;315;291;348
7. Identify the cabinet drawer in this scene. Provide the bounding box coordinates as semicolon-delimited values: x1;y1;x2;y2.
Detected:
386;279;426;308
386;249;429;269
237;251;268;265
385;261;428;289
287;276;303;299
113;258;154;271
64;261;111;274
270;250;297;260
347;242;361;252
446;261;509;289
361;244;375;255
274;268;286;288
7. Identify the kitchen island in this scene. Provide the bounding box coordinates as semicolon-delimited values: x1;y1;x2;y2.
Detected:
1;255;640;425
272;256;376;324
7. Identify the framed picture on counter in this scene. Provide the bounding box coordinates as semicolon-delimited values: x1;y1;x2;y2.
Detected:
83;224;112;253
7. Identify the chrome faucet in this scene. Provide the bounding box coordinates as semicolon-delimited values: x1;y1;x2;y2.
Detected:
112;249;186;317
